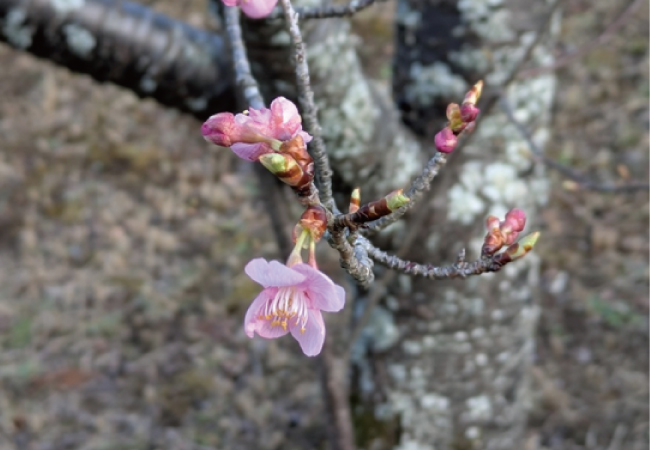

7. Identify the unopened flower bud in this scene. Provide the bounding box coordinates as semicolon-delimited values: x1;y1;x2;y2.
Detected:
295;205;328;243
504;232;540;261
259;153;305;187
385;189;410;211
434;127;457;153
446;103;465;132
201;112;238;147
463;80;483;106
485;215;500;231
482;229;505;256
504;208;526;232
349;188;361;214
460;103;480;123
280;134;312;170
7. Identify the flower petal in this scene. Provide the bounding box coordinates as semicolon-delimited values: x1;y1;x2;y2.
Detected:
290;309;325;356
239;0;278;18
292;264;346;312
254;320;290;339
244;258;306;288
230;142;272;161
243;287;276;338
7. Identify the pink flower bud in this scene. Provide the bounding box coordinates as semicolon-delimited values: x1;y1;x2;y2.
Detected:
503;231;519;246
201;112;239;147
434;127;457;153
460;103;480;123
504;208;526;232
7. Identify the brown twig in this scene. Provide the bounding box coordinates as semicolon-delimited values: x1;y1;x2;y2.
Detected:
362;152;449;233
500;98;649;194
319;341;356;450
518;0;644;78
279;0;337;213
345;199;434;360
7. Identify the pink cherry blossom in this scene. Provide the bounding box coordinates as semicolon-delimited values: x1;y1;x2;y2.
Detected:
201;97;312;161
243;258;345;356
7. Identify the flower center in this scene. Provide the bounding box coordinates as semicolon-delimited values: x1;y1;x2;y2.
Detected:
261;287;308;333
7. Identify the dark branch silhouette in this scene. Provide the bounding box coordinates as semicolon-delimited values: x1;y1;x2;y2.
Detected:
0;0;235;119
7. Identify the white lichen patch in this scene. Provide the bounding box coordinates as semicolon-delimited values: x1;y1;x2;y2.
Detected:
449;46;490;74
363;306;400;351
51;0;85;15
402;340;423;356
481;162;528;204
62;24;96;59
447;184;485;225
466;395;492;420
3;8;34;49
420;393;450;412
406;62;467;107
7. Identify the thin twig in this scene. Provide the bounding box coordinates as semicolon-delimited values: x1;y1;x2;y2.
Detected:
500;98;649;194
345;200;436;360
224;6;296;256
363;151;449;233
224;6;265;109
270;0;378;20
278;0;337;213
519;0;644;78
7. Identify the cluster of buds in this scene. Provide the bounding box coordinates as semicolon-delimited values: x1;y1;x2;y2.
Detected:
482;208;539;265
434;80;483;153
201;97;316;197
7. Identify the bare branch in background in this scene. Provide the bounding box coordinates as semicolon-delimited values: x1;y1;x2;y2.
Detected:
518;0;644;78
500;98;649;194
0;0;235;119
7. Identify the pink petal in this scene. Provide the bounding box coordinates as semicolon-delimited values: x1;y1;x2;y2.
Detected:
239;0;278;18
292;264;345;312
230;142;272;161
243;288;276;337
254;320;290;339
298;130;313;144
221;0;239;5
245;258;306;288
290;309;325;356
269;97;307;141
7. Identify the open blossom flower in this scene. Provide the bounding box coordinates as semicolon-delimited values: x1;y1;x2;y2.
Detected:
243;258;345;356
221;0;278;19
201;97;312;161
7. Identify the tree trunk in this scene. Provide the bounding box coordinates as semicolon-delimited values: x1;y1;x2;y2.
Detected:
247;0;558;448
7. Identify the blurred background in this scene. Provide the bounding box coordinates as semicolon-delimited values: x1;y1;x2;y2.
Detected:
0;0;647;449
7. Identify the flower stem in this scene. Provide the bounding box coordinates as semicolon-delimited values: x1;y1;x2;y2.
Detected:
287;228;310;266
